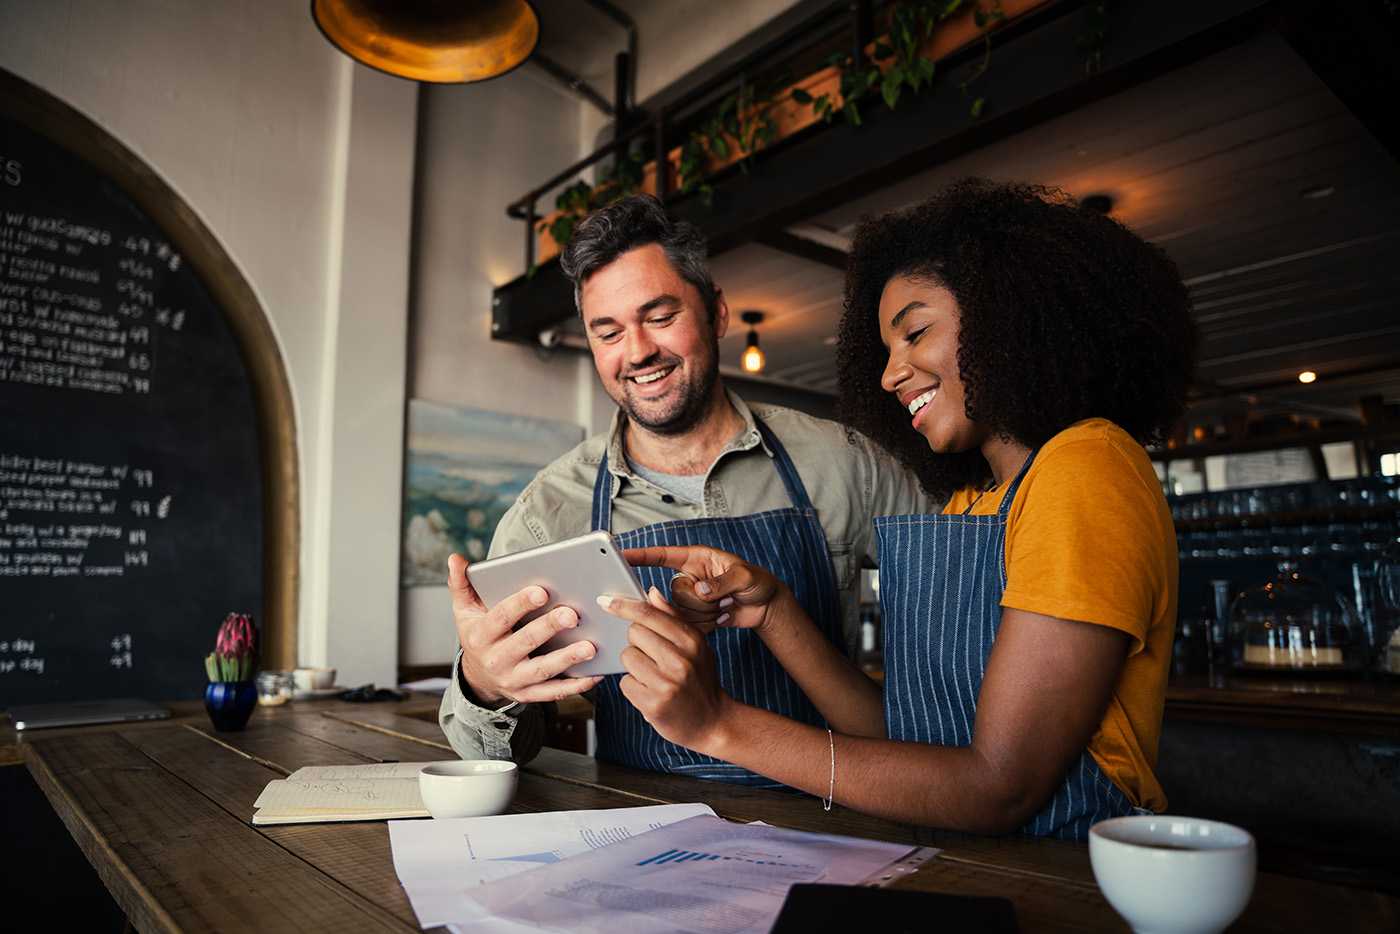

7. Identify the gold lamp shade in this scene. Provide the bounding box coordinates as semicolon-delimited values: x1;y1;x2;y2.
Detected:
312;0;539;83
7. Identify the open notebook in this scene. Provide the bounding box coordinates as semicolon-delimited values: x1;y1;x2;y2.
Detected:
252;762;433;825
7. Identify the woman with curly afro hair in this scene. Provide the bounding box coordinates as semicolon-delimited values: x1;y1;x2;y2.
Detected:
605;179;1194;840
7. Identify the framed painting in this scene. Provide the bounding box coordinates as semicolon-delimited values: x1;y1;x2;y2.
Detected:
401;400;583;587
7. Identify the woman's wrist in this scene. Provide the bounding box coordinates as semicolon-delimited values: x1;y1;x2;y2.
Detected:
696;696;747;760
757;586;806;642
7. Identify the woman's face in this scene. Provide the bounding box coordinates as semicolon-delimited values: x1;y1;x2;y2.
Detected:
878;275;986;454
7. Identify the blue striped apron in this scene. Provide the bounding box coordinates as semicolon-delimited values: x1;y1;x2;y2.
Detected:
874;453;1136;840
590;418;843;786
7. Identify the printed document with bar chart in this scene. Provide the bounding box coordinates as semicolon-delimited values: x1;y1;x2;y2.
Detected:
455;814;933;934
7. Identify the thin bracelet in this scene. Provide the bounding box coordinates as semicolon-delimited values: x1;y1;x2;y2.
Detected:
823;728;835;812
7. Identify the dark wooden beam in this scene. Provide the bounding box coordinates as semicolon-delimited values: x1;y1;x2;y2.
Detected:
755;230;848;271
1148;424;1400;463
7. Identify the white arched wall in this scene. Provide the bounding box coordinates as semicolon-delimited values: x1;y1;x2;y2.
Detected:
0;0;415;687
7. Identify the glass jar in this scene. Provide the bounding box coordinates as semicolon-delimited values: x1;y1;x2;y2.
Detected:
1377;539;1400;675
1228;563;1361;672
256;669;294;706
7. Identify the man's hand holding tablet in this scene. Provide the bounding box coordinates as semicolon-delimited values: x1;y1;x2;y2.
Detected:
449;532;655;707
448;556;603;708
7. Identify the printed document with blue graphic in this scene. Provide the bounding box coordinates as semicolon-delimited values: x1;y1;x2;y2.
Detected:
388;803;717;928
422;813;933;933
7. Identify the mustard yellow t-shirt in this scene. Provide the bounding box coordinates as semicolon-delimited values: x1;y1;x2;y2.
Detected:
943;418;1175;812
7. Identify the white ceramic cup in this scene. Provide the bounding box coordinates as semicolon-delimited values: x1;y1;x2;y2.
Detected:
292;667;336;691
418;760;519;819
1090;815;1256;934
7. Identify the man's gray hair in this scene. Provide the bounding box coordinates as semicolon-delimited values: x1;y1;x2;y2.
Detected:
559;194;719;315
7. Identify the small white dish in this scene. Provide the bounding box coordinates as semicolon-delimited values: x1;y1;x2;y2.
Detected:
293;667;337;691
1090;815;1256;934
418;760;519;819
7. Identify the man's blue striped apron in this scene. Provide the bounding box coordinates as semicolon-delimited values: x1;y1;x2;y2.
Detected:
590;418;843;786
874;453;1136;839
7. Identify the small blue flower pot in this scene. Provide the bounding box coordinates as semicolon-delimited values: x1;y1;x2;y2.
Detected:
204;680;257;731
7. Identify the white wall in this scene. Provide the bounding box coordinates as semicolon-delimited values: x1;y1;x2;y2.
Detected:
400;68;601;666
0;0;414;687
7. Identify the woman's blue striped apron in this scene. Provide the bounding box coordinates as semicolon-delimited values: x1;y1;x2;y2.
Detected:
590;418;843;786
874;453;1136;840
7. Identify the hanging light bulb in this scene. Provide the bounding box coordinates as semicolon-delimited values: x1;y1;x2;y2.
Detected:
312;0;539;84
740;311;766;373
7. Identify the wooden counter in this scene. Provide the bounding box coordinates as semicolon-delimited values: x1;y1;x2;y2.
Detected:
7;695;1397;932
1165;671;1400;737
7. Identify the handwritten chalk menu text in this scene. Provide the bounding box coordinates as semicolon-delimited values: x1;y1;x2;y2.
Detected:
2;111;262;706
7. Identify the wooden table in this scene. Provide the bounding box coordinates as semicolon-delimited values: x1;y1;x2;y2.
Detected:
9;696;1397;933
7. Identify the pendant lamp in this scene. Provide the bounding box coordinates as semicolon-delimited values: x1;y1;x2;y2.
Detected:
312;0;540;84
740;311;766;374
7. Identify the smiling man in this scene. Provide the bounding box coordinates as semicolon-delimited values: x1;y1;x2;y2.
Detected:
439;195;933;782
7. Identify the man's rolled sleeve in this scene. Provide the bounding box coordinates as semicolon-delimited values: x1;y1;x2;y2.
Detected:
438;650;545;764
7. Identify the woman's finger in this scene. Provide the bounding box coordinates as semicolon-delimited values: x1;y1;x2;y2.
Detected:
619;644;663;688
626;614;689;666
668;574;715;614
623;545;707;573
599;593;696;650
704;562;768;603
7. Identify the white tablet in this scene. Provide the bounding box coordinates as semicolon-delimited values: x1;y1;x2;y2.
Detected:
466;531;646;677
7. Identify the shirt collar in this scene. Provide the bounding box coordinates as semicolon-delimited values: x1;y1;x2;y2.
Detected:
604;386;772;482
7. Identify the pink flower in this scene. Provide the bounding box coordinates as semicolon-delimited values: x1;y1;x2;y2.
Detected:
215;612;257;659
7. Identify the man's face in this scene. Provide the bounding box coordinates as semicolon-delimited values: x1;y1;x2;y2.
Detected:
580;244;728;435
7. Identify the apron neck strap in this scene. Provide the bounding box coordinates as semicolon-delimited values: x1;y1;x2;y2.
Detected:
591;415;811;532
996;448;1038;518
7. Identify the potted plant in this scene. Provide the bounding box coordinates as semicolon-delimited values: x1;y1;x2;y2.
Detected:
203;612;259;731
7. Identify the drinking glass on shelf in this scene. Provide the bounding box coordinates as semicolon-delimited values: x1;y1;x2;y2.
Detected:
1214;527;1243;560
1241;525;1269;558
1326;521;1360;557
1182;530;1209;560
1298;522;1324;557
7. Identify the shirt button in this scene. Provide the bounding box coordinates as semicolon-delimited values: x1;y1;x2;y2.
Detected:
661;494;675;504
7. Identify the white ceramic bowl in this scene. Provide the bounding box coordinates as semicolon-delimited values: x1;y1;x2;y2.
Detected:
293;667;336;691
1090;815;1256;934
418;760;519;819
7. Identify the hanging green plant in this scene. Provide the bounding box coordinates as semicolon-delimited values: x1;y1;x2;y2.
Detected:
808;0;1005;125
533;0;1097;255
539;145;648;248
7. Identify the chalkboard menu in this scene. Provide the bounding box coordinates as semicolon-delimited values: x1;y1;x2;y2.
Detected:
1;102;263;706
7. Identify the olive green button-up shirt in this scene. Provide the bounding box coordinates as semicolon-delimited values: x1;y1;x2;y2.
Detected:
439;389;935;763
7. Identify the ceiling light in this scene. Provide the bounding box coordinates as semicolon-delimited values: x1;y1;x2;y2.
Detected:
1300;185;1335;200
312;0;539;83
740;311;766;374
1298;370;1317;384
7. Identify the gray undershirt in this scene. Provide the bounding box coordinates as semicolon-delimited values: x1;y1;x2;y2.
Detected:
626;457;708;505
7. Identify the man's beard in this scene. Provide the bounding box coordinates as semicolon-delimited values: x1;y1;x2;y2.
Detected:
618;347;720;436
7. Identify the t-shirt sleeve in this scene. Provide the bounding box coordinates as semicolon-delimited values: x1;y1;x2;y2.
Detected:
999;439;1165;653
